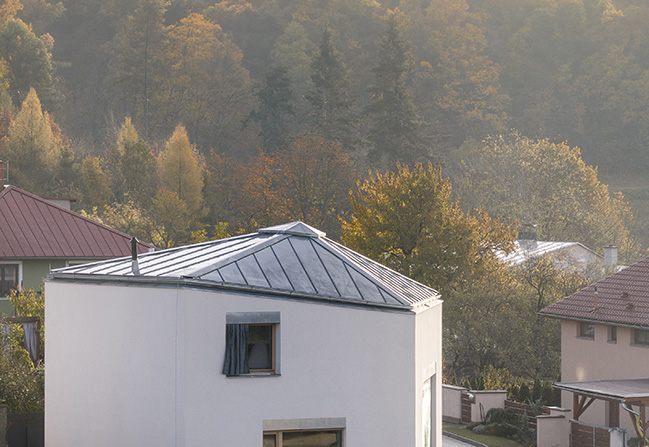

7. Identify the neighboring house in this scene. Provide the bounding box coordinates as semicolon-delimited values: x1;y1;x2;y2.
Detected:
539;255;649;446
0;184;154;316
45;221;443;447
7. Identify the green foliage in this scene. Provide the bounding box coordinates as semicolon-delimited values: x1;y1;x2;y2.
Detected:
366;10;425;166
342;162;516;293
247;66;295;151
455;134;639;262
0;18;57;110
0;339;44;414
305;28;355;150
79;156;113;210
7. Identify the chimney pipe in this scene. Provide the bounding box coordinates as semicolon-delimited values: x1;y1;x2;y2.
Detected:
604;246;618;273
131;237;140;275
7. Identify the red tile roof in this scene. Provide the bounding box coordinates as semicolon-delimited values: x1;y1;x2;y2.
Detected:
0;185;155;259
540;256;649;327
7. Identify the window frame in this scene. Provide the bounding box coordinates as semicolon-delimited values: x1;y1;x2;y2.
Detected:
633;329;649;347
263;428;344;447
607;326;617;344
247;322;277;374
578;322;595;340
0;261;22;299
223;312;280;377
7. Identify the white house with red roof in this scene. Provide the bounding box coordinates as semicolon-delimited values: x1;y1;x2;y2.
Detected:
45;222;443;447
539;255;649;446
0;184;154;316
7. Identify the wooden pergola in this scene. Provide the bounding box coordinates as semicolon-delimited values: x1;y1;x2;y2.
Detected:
555;378;649;441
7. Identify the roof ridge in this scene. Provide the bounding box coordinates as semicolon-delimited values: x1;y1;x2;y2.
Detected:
184;233;286;278
1;185;154;249
320;238;439;302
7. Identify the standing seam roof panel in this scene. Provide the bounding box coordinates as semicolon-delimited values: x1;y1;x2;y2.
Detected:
5;193;41;256
0;196;27;257
271;239;317;295
252;248;294;291
289;237;339;297
312;242;362;300
18;194;55;256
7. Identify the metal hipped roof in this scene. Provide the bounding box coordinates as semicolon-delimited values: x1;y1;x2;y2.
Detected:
0;185;155;258
496;240;602;266
51;221;440;310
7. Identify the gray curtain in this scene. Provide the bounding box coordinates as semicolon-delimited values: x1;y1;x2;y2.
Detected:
22;321;38;363
222;324;250;375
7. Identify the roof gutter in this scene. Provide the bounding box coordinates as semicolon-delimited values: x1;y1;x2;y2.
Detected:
47;272;438;313
539;312;649;330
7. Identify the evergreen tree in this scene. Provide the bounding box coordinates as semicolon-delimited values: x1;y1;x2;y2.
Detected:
108;0;166;135
305;28;355;150
366;11;426;166
247;66;294;151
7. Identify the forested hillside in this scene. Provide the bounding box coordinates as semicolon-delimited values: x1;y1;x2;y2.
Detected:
0;0;647;252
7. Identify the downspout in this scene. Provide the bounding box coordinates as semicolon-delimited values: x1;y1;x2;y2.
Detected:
622;402;649;445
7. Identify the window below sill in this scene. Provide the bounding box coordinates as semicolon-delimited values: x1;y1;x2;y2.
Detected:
225;373;281;378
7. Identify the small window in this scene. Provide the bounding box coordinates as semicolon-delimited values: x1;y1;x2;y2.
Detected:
634;329;649;346
222;312;279;376
608;326;617;343
0;264;19;297
263;430;343;447
579;322;594;339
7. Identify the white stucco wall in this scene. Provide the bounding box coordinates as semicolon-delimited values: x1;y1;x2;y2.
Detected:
46;280;442;447
561;319;647;434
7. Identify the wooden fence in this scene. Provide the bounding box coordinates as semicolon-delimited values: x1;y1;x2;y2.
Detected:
504;400;551;430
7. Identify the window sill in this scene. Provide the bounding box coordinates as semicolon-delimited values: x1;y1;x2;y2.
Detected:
607;340;617;344
226;373;281;378
576;336;594;340
630;344;649;348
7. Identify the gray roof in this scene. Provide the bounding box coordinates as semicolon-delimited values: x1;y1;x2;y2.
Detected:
51;222;440;311
496;240;602;266
554;378;649;402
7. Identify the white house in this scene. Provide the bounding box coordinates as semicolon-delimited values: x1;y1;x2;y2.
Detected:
45;222;443;447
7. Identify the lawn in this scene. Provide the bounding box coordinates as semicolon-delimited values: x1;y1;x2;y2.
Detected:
444;426;523;447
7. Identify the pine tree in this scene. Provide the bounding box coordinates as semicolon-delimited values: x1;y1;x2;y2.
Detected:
247;66;295;151
305;28;355;150
366;11;426;166
158;124;204;214
108;0;166;135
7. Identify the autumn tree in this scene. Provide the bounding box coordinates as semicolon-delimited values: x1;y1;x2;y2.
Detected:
157;124;204;215
158;13;253;152
0;18;57;109
108;0;166;135
455;134;638;261
305;28;355;150
273;134;355;239
247;66;294;151
2;88;62;194
341;162;516;293
366;11;425;166
78;156;113;210
400;0;508;149
107;117;157;205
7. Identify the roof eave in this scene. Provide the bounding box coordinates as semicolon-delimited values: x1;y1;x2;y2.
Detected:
47;272;434;313
539;311;649;330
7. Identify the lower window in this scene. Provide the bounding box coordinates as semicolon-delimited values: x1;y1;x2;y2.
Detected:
263;430;343;447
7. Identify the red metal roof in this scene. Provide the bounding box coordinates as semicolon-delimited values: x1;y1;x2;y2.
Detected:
540;256;649;327
0;185;155;259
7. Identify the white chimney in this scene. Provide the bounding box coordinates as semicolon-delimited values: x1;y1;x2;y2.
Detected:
604;246;618;272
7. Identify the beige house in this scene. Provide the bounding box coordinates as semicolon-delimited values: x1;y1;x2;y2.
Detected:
540;255;649;446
